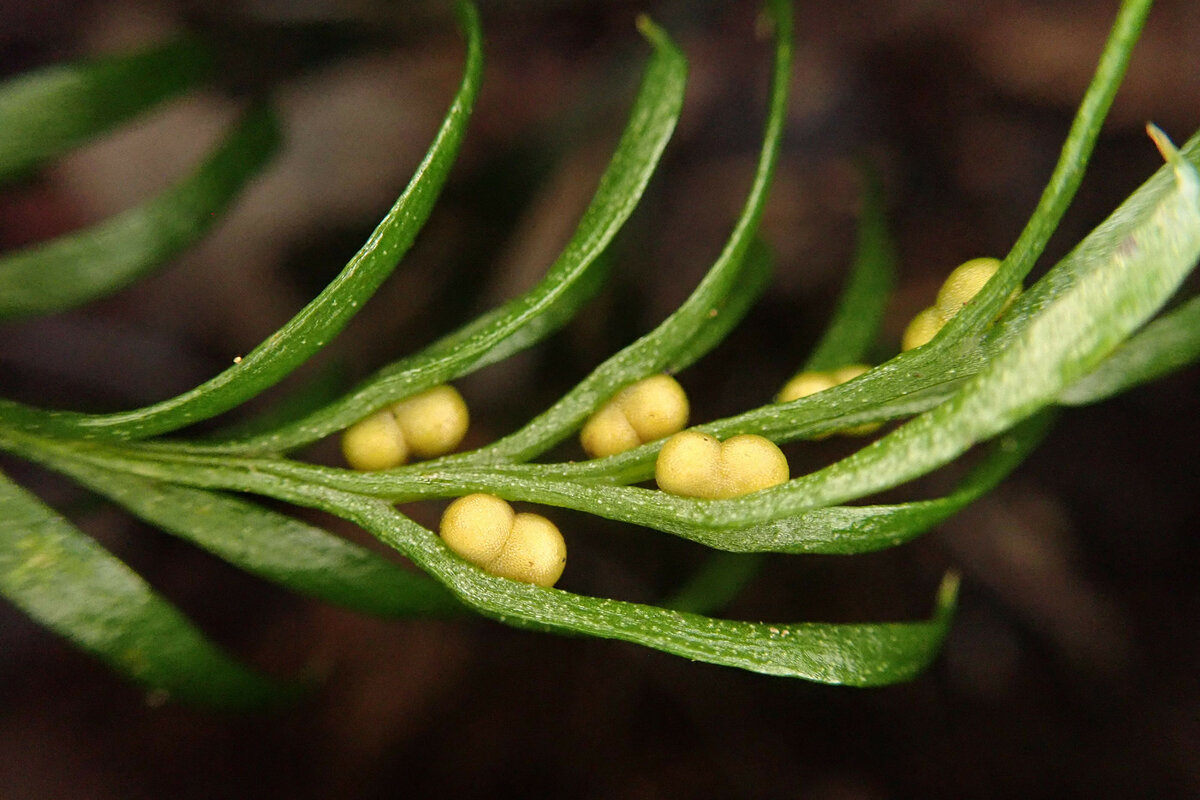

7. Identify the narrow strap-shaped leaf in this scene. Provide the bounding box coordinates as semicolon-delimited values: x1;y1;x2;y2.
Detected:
983;130;1200;356
0;470;294;708
331;491;959;685
430;0;791;467
191;13;690;456
939;0;1152;342
1;403;1045;558
345;498;959;685
0;433;957;684
0;104;279;320
803;163;894;372
0;1;483;440
663;552;765;615
0;38;211;181
636;411;1053;553
26;454;461;617
726;128;1200;515
1058;293;1200;404
343;408;1049;552
751;0;1153;432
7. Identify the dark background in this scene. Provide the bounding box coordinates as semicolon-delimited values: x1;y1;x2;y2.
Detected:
2;1;1199;797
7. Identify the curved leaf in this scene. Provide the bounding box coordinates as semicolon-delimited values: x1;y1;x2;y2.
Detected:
726;127;1200;516
0;104;280;319
1059;293;1200;404
29;455;461;617
430;0;793;467
343;494;959;685
802;163;894;372
0;38;211;181
0;470;294;708
0;0;484;440
195;12;691;456
2;430;958;684
933;0;1153;346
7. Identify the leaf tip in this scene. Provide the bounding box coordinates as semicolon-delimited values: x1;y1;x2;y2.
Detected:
635;14;662;41
1146;123;1180;164
935;569;961;617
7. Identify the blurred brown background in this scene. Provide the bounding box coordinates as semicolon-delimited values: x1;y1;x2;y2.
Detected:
2;1;1199;798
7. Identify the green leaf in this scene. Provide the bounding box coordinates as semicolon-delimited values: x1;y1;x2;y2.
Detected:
29;455;461;617
803;162;894;372
3;430;959;685
756;0;1151;427
729;126;1200;516
0;38;211;182
663;552;765;615
206;406;1044;555
340;494;961;686
0;1;484;441
195;12;691;456
643;412;1053;554
936;0;1152;343
431;0;794;468
1059;293;1200;404
0;469;294;708
0;104;280;320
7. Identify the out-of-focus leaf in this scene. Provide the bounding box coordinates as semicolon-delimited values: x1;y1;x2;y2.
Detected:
0;105;279;319
0;38;211;181
0;470;294;708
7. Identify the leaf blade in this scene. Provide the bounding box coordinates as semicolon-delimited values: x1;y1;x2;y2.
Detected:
33;456;461;618
0;104;280;319
0;38;211;181
0;470;294;708
0;1;484;440
341;496;958;686
200;11;691;456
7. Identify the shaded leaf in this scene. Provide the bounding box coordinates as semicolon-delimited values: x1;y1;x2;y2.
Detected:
0;38;211;181
0;1;484;440
34;456;461;617
0;104;279;319
0;470;294;708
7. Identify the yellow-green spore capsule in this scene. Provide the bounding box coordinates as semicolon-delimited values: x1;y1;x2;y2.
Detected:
580;374;689;458
491;513;567;588
718;434;790;496
341;409;408;471
828;364;882;435
439;494;566;588
901;306;947;352
654;431;723;497
342;384;469;470
655;431;789;499
934;257;1002;317
777;365;880;436
390;384;470;459
830;363;870;384
776;371;837;404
